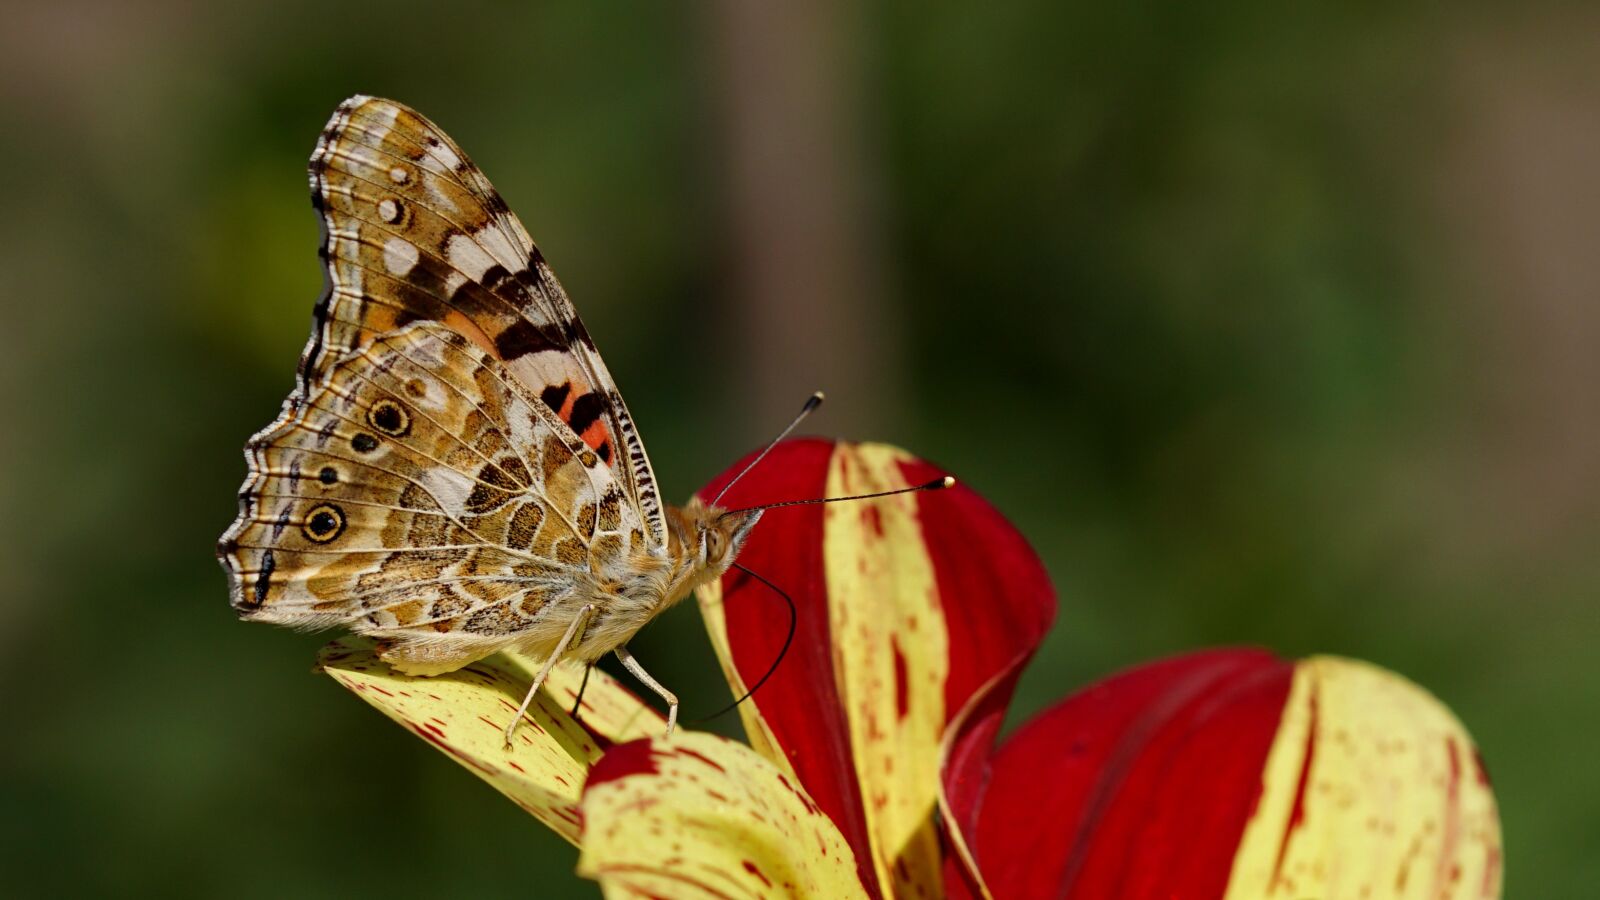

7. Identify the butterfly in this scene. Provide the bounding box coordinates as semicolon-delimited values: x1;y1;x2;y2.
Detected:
217;95;943;745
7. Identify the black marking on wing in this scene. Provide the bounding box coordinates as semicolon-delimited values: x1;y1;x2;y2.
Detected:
250;548;275;609
494;317;568;360
568;392;607;436
541;383;572;415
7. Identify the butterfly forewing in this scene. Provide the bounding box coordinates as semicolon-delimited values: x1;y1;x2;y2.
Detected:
299;95;665;550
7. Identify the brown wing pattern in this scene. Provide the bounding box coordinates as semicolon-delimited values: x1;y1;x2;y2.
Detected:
292;95;665;550
218;323;648;667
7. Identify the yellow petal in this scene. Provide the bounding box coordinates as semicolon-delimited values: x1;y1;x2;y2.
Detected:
319;636;663;844
1224;656;1503;899
577;732;870;899
823;444;949;897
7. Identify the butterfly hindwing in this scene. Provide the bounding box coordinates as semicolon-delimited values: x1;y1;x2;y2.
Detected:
299;95;665;550
219;322;648;669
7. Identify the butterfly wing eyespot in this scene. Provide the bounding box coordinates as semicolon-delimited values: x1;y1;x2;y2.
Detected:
302;503;346;543
366;398;411;437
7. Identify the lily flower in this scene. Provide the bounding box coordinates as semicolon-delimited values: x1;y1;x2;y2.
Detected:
321;439;1502;898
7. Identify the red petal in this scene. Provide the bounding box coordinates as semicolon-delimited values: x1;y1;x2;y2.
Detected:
967;648;1295;899
699;439;1056;896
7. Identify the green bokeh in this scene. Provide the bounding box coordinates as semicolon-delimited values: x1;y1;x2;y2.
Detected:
2;1;1593;895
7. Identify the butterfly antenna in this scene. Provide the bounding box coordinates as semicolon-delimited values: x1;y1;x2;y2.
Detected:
710;391;825;507
692;563;797;724
723;476;955;515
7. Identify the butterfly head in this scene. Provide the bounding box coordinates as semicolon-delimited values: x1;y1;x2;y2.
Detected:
674;498;763;583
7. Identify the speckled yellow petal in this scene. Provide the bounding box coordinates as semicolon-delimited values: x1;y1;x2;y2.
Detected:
577;732;870;899
318;636;663;844
1224;655;1503;900
821;444;949;897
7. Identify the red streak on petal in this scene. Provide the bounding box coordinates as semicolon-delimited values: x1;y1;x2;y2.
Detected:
1271;674;1319;888
1482;845;1502;898
1430;737;1464;898
406;723;497;777
777;773;822;817
892;637;910;721
742;861;772;887
861;504;884;537
551;805;582;827
674;747;727;773
369;685;394;698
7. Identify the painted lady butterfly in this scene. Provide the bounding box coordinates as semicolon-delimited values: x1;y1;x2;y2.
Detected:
214;94;780;741
218;96;943;745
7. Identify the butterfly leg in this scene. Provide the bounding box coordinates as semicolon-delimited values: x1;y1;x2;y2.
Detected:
615;646;678;737
503;603;595;748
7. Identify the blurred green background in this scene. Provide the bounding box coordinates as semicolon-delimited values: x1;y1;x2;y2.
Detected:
2;1;1595;896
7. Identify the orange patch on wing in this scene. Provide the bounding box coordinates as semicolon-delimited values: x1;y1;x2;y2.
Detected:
579;420;610;455
441;309;498;358
365;307;402;333
552;389;616;459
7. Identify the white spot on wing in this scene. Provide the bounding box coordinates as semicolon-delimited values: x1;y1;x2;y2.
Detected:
383;237;419;275
432;140;463;171
336;143;386;173
418;467;476;518
388;165;409;184
443;270;468;296
446;233;496;280
366;101;399;133
426;179;460;216
378;199;400;223
475;222;525;269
